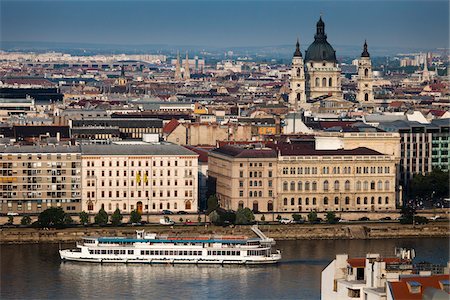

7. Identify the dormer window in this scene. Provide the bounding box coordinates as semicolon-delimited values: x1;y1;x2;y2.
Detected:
406;281;421;294
440;279;450;292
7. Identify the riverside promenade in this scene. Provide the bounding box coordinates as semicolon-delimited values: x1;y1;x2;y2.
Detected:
1;223;448;244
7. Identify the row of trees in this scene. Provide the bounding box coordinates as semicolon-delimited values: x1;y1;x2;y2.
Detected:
9;207;143;228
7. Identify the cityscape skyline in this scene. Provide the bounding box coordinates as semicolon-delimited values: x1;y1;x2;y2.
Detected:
1;0;449;51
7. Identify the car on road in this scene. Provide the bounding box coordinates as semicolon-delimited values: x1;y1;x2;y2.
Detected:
279;218;293;224
177;211;188;215
379;217;392;221
159;217;175;225
7;212;19;216
162;210;174;215
358;217;370;221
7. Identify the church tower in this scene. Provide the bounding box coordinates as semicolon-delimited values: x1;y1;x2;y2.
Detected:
175;51;182;80
289;39;306;110
184;52;191;80
357;40;374;103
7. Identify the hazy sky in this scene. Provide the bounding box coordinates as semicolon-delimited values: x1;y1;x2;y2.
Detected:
1;0;449;49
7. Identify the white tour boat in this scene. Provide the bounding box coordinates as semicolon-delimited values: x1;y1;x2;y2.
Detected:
59;225;281;265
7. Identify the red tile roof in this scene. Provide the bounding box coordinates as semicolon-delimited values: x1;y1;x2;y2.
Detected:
162;118;180;135
183;146;210;163
389;274;449;300
427;109;448;117
348;258;365;268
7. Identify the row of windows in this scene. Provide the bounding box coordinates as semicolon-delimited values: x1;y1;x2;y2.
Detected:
281;166;391;175
282;180;390;192
90;249;131;255
0;154;80;160
88;190;194;199
207;250;241;256
88;179;193;188
140;250;202;256
88;200;193;211
86;160;193;168
282;196;390;206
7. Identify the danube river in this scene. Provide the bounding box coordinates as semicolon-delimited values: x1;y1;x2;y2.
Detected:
1;238;448;299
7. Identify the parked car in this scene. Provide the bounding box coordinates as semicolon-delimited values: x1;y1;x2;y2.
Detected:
379;217;392;221
7;212;19;216
177;211;188;215
159;217;175;225
359;217;370;221
162;210;174;215
279;218;293;224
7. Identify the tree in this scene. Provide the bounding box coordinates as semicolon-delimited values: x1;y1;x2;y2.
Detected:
111;208;123;226
94;208;108;226
399;206;415;224
260;215;266;222
308;211;318;223
209;210;221;225
64;214;74;225
130;210;141;224
206;195;219;214
276;214;282;221
8;215;14;224
197;215;202;223
326;211;337;224
79;211;89;225
38;207;67;228
21;215;31;226
179;217;184;223
235;207;255;225
292;214;302;222
409;169;449;200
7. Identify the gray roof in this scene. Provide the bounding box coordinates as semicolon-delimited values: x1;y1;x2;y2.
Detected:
80;143;197;156
0;145;81;153
364;114;407;123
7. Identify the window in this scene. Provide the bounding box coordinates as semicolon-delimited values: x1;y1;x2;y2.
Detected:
323;197;328;205
283;198;288;206
371;181;375;190
345;197;350;205
312;181;317;191
357;197;361;205
290;198;295;206
356;181;361;191
323;180;329;191
290;181;295;191
238;201;244;209
267;201;273;211
363;181;368;191
345;180;350;191
305;181;310;191
385;181;390;191
283;181;288;191
378;181;383;190
334;197;339;205
334;180;340;191
385;197;389;205
297;181;303;191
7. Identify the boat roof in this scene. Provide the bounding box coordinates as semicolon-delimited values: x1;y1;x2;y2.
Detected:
96;237;258;244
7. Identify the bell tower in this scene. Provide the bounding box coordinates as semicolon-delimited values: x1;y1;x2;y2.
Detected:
289;39;306;110
357;40;374;103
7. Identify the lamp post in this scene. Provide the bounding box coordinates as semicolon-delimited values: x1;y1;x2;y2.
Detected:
147;197;150;223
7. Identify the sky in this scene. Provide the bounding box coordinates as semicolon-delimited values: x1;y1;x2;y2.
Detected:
1;0;449;49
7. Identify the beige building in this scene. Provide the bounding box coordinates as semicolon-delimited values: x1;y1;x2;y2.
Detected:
208;141;397;213
0;145;82;214
80;143;198;214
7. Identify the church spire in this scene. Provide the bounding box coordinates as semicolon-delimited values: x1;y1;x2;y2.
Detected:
315;16;326;40
361;40;370;57
184;51;191;80
293;38;302;57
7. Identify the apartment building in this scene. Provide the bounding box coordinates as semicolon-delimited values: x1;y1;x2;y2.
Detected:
208;140;397;213
0;145;82;214
80;143;198;214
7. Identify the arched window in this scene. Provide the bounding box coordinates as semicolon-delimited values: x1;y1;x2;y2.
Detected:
259;191;262;197
305;181;310;191
334;197;339;205
249;191;253;197
385;181;390;191
378;181;383;190
305;197;309;205
329;77;332;86
267;201;273;211
357;197;361;205
238;201;244;210
290;181;295;191
323;180;329;191
322;77;327;87
283;181;288;191
345;180;350;191
312;181;317;191
312;197;317;205
298;198;302;205
315;77;320;87
363;181;369;191
364;197;368;205
365;93;369;101
378;197;382;205
334;180;340;191
297;181;303;191
296;68;301;77
356;181;361;191
385;197;389;204
88;201;94;211
364;68;369;77
291;198;295;206
252;201;259;212
283;198;288;206
345;197;350;205
371;197;375;204
323;197;329;205
297;93;301;101
167;203;170;209
370;181;375;190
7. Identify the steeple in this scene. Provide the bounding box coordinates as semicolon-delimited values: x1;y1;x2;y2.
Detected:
315;16;327;41
293;38;302;57
184;51;190;80
175;51;182;80
361;40;370;57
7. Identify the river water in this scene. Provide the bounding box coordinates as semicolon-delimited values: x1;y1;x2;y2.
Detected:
1;238;448;300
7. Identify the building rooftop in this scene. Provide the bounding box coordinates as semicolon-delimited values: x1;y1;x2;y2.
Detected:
211;145;277;159
80;143;197;156
388;274;449;300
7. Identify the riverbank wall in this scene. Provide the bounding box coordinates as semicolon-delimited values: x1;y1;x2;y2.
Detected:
1;223;448;244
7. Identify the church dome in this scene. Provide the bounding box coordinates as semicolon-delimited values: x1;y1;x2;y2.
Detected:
304;17;337;63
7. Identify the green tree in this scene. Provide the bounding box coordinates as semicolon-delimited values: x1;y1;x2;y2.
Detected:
399;206;415;224
94;208;109;226
260;215;266;222
409;169;449;200
79;211;89;225
326;211;337;224
64;214;73;225
21;215;31;226
38;207;67;228
130;210;141;223
179;217;184;223
292;214;302;222
209;210;221;225
308;211;318;223
206;195;219;214
235;207;255;225
8;215;14;224
197;215;202;223
111;208;123;226
276;214;282;221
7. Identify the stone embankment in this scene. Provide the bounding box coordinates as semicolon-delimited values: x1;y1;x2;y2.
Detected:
1;223;448;244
